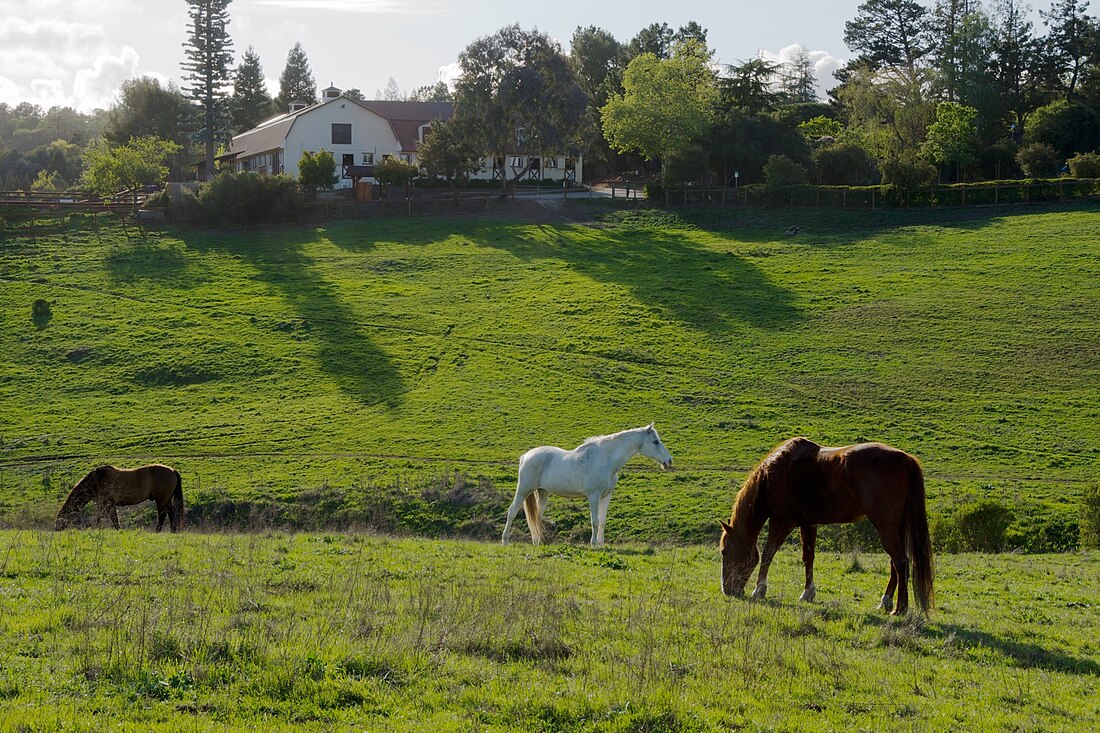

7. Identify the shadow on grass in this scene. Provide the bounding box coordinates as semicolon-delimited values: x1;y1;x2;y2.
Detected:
931;622;1100;676
180;227;403;406
460;221;803;333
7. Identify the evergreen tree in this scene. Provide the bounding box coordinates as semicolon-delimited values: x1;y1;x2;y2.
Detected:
181;0;234;181
231;46;272;132
273;42;317;113
780;47;820;103
844;0;933;71
1040;0;1098;100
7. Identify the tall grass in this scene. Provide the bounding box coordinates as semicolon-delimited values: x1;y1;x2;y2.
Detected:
0;530;1096;731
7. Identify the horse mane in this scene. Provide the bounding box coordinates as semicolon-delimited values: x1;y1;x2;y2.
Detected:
581;425;650;447
727;437;820;542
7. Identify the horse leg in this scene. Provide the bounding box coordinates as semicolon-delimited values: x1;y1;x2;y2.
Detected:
588;493;602;546
102;501;120;530
752;521;794;600
595;492;612;545
799;525;818;602
501;486;530;545
878;528;909;615
156;500;168;532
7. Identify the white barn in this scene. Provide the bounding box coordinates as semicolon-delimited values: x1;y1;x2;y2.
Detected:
217;87;582;188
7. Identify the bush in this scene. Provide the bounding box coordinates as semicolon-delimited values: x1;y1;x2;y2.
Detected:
1066;152;1100;178
143;189;170;208
191;171;304;226
1005;505;1079;553
298;149;339;195
879;150;937;190
812;142;875;185
763;154;808;187
1016;143;1062;178
938;500;1014;552
1082;484;1100;550
31;299;51;319
1025;99;1100;158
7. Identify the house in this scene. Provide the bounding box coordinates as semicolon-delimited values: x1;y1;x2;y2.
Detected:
216;87;582;187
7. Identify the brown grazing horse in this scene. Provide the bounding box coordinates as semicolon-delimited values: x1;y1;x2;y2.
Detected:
54;464;184;532
719;438;934;615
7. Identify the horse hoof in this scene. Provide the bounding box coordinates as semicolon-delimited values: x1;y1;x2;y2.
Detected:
880;595;894;613
750;584;767;600
799;586;816;603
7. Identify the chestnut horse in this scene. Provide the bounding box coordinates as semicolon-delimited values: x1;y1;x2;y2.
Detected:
55;464;184;532
719;438;933;615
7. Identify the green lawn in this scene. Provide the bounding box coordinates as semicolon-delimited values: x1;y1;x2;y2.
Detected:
1;203;1098;542
0;530;1095;731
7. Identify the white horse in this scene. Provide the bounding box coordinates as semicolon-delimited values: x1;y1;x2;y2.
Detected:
502;423;673;546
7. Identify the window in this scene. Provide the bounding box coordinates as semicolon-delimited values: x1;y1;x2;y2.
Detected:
361;152;374;165
331;123;352;145
400;153;412;163
511;156;525;167
545;157;559;168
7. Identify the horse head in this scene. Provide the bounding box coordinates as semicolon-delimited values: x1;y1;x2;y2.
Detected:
54;467;102;530
640;423;673;469
719;520;759;597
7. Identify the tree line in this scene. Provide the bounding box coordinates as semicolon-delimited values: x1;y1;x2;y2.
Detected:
2;0;1099;195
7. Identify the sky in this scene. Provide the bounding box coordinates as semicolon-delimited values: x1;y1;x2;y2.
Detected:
0;0;1062;114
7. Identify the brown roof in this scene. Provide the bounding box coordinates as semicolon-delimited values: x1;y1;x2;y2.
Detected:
359;100;454;152
226;98;454;159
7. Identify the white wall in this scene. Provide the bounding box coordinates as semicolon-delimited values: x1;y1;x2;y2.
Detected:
282;99;402;188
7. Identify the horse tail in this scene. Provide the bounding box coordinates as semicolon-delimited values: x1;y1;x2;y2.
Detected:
906;458;934;615
172;470;186;530
523;491;545;545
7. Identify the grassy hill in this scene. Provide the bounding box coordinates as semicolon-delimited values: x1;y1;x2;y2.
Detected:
1;203;1098;543
0;530;1096;731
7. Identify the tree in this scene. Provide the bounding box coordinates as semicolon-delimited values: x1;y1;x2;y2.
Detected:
380;78;403;101
627;22;674;60
273;42;317;113
602;46;717;163
181;0;235;181
408;82;453;102
570;25;624;110
1025;98;1100;156
844;0;933;70
990;0;1043;142
1040;0;1099;99
780;46;820;103
1015;142;1063;175
720;58;784;114
231;46;272;133
343;88;366;102
372;156;419;199
80;136;182;198
813;141;876;184
102;77;194;181
416;118;483;199
454;24;589;191
296;149;337;196
922;101;980;180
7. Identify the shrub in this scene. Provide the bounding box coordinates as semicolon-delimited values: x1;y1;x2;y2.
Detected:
812;142;875;185
298;149;339;196
879;150;937;190
143;189;170;208
191;171;304;226
1081;484;1100;550
1025;99;1100;158
763;154;808;187
951;500;1014;552
1016;143;1062;178
1066;152;1100;178
32;299;51;319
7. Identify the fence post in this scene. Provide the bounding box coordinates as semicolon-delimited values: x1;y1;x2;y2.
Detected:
871;188;876;209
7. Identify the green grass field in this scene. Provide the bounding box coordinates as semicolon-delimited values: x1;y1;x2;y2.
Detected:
2;203;1097;541
0;530;1096;732
1;202;1098;730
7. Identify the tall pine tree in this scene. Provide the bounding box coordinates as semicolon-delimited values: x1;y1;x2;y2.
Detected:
273;42;317;113
231;46;272;133
181;0;234;180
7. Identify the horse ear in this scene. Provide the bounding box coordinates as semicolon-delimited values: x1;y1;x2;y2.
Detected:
720;520;734;534
647;422;655;431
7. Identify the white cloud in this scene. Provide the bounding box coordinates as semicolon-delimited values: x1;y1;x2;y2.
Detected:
72;46;140;111
436;62;461;86
759;44;847;100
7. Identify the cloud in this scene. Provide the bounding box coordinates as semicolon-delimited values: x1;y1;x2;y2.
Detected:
759;44;847;100
436;62;461;86
72;46;140;111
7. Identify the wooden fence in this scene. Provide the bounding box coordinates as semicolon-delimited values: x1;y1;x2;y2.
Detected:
0;187;154;212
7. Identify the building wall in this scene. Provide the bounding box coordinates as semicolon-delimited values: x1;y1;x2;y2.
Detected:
282;101;403;188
